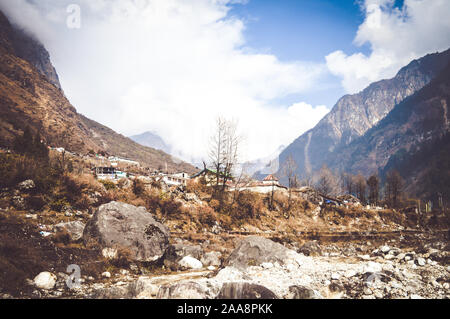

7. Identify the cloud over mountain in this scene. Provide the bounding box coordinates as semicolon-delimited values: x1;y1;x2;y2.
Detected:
0;0;329;162
326;0;450;93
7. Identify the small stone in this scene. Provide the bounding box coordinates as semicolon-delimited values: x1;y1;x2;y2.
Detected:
331;273;341;280
416;257;426;266
374;291;383;299
396;253;406;260
381;246;390;253
363;288;373;295
178;256;203;269
261;262;274;269
207;266;216;271
102;272;111;278
33;272;57;290
344;270;357;278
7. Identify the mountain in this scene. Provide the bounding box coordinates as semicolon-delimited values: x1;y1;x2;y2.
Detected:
129;131;171;154
279;49;450;180
326;60;450;200
0;11;195;174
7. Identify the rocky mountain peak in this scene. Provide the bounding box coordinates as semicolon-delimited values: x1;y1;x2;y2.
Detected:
279;48;450;180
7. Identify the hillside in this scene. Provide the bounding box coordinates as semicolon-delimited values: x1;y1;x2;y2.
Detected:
0;11;195;174
279;49;450;180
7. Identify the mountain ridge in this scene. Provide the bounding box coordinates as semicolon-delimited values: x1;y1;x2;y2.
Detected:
279;48;450;180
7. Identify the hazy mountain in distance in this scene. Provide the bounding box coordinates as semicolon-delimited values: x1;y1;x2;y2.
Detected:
129;131;172;154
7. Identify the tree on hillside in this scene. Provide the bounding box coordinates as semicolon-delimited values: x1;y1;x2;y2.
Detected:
385;170;403;208
355;173;367;204
316;164;338;196
281;155;299;211
341;172;356;195
208;117;241;206
13;126;49;160
367;174;380;206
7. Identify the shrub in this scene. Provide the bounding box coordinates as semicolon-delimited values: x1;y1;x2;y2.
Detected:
50;198;70;212
132;179;145;196
26;195;46;211
100;180;116;191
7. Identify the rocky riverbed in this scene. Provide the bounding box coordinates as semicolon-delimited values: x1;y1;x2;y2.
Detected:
7;235;447;300
1;201;448;299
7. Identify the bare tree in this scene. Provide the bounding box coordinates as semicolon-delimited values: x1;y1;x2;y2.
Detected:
385;170;403;208
342;172;355;195
281;155;299;211
355;173;367;204
316;164;338;196
208;117;240;205
367;174;380;206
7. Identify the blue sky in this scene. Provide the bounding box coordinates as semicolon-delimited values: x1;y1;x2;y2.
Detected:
1;0;448;161
229;0;371;107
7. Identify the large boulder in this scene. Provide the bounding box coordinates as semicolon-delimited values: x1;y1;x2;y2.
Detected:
217;282;277;299
201;251;222;267
82;201;169;262
54;221;85;241
223;236;295;269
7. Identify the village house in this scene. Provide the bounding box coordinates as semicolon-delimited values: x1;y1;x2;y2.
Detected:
93;167;127;180
161;172;190;187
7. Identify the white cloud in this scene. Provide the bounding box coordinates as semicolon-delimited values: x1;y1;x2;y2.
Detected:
326;0;450;93
0;0;329;162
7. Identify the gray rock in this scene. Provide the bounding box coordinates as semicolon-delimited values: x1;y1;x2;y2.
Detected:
416;257;426;266
173;243;203;260
157;282;209;299
178;256;203;270
82;201;170;262
163;244;204;270
217;282;277;299
297;241;322;256
91;283;135;299
54;221;85;241
286;285;321;299
33;272;57;290
224;236;294;269
201;251;222;267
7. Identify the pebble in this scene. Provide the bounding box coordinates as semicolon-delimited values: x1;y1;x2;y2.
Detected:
331;273;341;280
381;246;390;253
102;272;111;278
416;258;426;266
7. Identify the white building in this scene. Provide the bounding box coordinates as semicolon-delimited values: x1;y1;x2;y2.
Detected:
161;172;190;187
